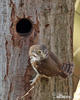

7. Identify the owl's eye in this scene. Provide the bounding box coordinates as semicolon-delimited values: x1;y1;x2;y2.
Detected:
38;50;42;54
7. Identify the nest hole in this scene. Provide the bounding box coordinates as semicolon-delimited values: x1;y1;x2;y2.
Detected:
16;18;33;36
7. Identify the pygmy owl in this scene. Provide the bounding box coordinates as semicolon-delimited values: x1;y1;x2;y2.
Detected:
29;45;74;85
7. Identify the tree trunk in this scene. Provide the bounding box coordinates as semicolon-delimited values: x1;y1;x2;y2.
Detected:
0;0;75;100
32;0;75;100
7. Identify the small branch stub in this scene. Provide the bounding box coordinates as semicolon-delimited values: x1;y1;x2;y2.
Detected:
16;18;33;36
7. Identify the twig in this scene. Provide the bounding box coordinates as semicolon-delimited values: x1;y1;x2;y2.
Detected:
73;47;80;57
16;86;34;100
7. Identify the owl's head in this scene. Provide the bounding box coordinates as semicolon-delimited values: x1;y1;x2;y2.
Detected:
29;45;49;62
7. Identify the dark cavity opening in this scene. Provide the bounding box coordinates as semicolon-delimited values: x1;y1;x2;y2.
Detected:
16;18;33;36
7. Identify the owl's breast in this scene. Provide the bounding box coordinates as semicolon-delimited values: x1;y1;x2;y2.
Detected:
35;58;59;77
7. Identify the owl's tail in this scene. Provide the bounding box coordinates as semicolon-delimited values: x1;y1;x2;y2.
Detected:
59;63;74;78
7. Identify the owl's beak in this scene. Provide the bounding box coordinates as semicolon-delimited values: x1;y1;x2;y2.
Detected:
42;52;48;59
42;54;46;58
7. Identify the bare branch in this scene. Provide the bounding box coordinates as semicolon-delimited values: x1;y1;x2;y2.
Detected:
16;86;34;100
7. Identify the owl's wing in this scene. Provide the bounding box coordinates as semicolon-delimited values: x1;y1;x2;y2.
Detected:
49;51;62;68
49;51;74;78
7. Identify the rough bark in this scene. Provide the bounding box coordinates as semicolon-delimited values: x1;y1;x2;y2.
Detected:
0;0;75;100
32;0;75;100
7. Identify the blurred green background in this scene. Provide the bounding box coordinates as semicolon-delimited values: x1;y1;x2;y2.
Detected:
74;0;80;77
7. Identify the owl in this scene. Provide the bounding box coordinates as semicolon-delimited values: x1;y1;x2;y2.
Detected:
29;44;74;85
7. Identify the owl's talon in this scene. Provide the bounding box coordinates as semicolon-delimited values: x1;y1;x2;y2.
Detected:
30;79;37;86
30;79;35;85
30;80;33;83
